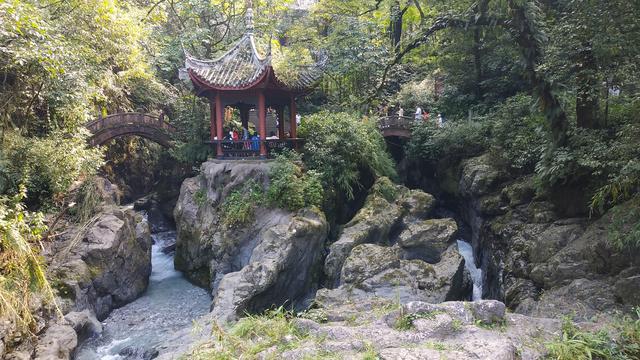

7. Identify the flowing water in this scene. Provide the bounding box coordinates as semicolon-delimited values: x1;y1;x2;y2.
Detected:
75;231;210;360
456;239;483;301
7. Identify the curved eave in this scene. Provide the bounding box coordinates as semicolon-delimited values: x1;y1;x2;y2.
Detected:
188;67;271;92
269;71;316;93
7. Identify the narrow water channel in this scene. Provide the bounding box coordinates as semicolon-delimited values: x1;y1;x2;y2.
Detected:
457;239;483;301
75;230;210;360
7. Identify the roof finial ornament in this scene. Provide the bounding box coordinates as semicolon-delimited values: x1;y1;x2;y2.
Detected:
245;0;255;34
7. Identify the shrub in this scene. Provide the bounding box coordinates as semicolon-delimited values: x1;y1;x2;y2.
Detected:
186;306;308;359
606;199;640;251
72;177;105;222
488;93;547;172
299;111;397;200
406;93;546;170
407;120;491;163
0;129;104;207
220;181;264;228
266;152;324;211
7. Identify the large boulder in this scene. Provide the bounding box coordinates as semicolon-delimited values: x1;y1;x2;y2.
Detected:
323;196;404;286
319;178;468;307
174;160;329;322
174;160;276;288
34;324;77;360
49;207;152;320
397;218;458;263
316;244;471;307
211;209;328;323
324;178;435;286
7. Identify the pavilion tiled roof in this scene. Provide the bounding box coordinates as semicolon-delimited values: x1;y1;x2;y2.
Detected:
185;34;270;90
184;8;324;91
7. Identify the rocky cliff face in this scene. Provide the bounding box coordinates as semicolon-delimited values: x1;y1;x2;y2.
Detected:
319;178;472;307
49;206;152;320
173;161;475;323
174;160;329;322
418;153;640;319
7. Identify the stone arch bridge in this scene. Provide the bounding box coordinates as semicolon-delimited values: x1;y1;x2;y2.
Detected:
86;113;177;147
377;115;414;138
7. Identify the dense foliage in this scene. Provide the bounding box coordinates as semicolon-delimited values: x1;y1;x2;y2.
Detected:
266;152;324;212
299;111;397;200
219;153;324;227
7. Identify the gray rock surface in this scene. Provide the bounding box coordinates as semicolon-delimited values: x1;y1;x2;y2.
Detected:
324;178;438;287
449;153;640;319
34;324;77;360
319;178;471;308
398;218;458;263
174;160;330;323
211;208;328;323
64;310;102;342
49;207;152;320
271;299;559;360
317;244;472;306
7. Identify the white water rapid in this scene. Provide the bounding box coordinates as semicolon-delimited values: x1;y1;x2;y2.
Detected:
74;230;210;359
456;239;483;301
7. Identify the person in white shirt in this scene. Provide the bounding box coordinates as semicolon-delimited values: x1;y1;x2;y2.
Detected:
398;106;404;117
415;107;422;121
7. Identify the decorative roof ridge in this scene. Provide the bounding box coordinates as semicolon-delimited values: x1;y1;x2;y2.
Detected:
184;32;271;69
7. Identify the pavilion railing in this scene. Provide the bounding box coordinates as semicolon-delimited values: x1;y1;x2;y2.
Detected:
206;138;305;159
377;115;416;131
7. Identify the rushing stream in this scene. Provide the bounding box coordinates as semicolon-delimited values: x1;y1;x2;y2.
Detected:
457;240;483;301
75;230;210;360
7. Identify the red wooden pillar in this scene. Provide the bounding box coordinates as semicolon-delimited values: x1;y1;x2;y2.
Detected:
289;94;297;139
258;91;267;157
215;92;224;158
276;106;285;138
209;99;216;141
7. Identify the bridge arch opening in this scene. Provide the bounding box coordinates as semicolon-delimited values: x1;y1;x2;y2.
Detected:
86;113;177;148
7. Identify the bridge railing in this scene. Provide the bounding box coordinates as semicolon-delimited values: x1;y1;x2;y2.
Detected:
206;139;305;159
86;112;176;133
377;115;416;131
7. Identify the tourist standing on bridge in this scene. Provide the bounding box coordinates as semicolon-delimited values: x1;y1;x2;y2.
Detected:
437;113;445;127
398;106;404;118
415;106;423;121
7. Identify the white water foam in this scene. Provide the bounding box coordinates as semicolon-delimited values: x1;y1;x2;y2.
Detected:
456;239;483;301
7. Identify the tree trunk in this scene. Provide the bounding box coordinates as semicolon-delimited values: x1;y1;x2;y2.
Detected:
508;0;568;149
390;0;402;51
575;42;599;128
473;28;484;100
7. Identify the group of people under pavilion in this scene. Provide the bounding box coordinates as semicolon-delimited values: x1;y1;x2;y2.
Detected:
183;6;322;158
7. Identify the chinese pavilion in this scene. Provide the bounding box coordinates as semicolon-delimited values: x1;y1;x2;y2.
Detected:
184;6;323;158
